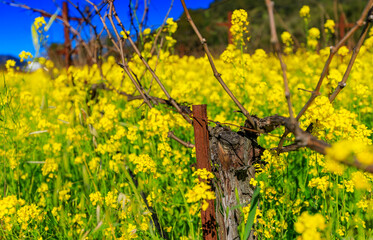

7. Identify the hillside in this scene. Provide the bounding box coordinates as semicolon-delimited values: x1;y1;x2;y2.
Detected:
174;0;366;56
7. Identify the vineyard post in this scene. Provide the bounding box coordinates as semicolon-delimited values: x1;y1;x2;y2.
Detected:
62;1;72;69
192;105;217;240
336;13;355;39
217;11;233;44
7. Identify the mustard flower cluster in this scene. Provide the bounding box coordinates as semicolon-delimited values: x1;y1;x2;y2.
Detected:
5;59;15;69
0;196;25;231
338;45;349;56
324;19;335;34
105;189;119;208
261;150;288;173
351;171;371;191
58;188;71;202
281;31;293;54
120;30;130;39
326;140;373;166
0;195;44;235
165;18;178;34
34;16;46;31
308;176;330;192
230;9;249;46
299;5;310;19
295;212;326;240
220;46;235;63
17;204;44;230
192;168;214;180
302;96;372;144
19;51;33;62
254;208;288;238
138;107;190;141
185;168;215;213
307;27;320;50
5;59;16;76
143;28;151;35
42;158;59;180
128;153;157;175
326;68;342;87
185;181;215;211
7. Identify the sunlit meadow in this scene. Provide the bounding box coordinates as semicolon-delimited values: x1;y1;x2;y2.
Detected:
1;6;373;240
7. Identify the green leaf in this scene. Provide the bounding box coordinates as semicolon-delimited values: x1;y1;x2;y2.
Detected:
45;8;60;32
235;187;240;205
243;186;260;240
31;24;40;56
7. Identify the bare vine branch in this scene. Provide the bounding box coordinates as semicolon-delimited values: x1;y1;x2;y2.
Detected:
85;0;153;109
277;0;373;151
68;0;105;77
110;0;192;124
265;0;294;120
329;8;373;102
274;10;300;48
252;115;373;173
168;131;195;148
150;0;174;55
180;0;257;130
87;0;193;152
139;0;149;34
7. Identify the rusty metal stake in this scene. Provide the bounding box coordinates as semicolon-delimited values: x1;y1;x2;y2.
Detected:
217;12;233;44
62;1;72;69
192;105;217;240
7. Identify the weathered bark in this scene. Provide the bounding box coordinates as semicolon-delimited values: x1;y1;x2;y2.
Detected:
209;125;263;240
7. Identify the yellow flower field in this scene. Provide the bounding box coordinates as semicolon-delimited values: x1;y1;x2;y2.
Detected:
1;7;373;240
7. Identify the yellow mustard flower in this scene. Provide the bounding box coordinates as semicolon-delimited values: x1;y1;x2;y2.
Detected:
338;45;349;56
34;16;46;30
230;9;249;46
120;30;130;39
5;59;16;69
324;19;335;33
166;18;177;34
295;212;326;240
143;28;151;35
299;5;310;19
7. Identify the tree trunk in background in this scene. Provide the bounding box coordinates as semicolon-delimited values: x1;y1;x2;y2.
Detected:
209;125;262;240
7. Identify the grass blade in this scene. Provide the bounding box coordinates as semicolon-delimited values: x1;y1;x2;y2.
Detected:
243;186;260;240
31;24;40;56
44;8;60;32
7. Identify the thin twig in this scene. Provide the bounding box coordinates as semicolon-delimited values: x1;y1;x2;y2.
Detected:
139;0;149;33
179;0;257;129
329;9;372;102
128;0;139;40
150;0;174;55
265;0;294;120
140;41;163;94
92;83;192;115
168;131;195;148
106;3;151;105
68;0;105;77
274;10;300;48
86;0;153;109
110;1;192;124
271;143;302;153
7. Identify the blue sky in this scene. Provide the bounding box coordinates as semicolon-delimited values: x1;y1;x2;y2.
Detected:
0;0;215;57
